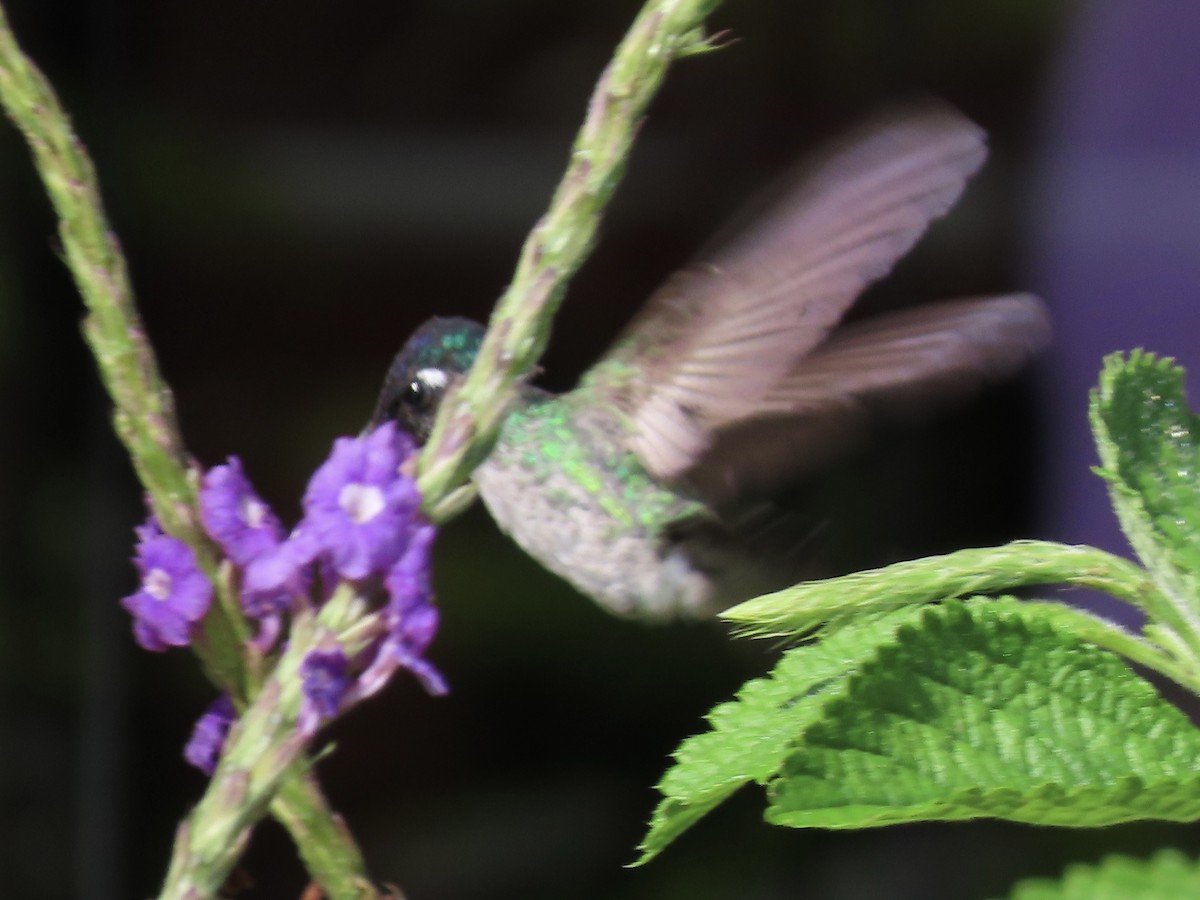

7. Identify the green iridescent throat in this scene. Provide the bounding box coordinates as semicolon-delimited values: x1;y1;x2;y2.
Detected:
499;395;705;535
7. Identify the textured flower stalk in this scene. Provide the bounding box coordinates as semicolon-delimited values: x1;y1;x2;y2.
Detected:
417;0;725;520
155;424;443;897
0;7;375;894
162;554;439;897
0;7;199;546
0;6;261;700
162;595;367;899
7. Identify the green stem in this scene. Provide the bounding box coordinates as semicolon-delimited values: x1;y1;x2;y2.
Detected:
160;651;312;899
723;540;1200;693
159;588;376;899
0;6;245;692
0;6;372;895
1018;601;1200;696
0;7;192;542
270;774;376;900
722;540;1165;635
416;0;724;520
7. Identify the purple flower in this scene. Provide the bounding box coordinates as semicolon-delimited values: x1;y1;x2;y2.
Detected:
299;648;351;734
372;608;447;698
351;525;447;699
299;422;420;580
201;458;309;623
184;695;236;775
123;425;444;746
199;458;285;567
121;516;212;652
384;524;438;652
241;535;312;619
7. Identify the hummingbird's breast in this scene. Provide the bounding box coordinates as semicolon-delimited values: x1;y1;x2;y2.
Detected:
471;394;717;619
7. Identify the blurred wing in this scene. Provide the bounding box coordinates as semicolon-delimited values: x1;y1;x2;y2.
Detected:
584;103;988;481
688;294;1051;504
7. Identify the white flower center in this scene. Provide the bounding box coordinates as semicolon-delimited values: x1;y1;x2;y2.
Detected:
339;482;385;525
145;567;173;601
240;496;269;529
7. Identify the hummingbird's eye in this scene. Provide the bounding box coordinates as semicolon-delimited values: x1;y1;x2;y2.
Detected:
404;379;429;409
403;367;449;412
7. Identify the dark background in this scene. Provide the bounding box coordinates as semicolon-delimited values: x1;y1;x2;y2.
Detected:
3;2;1200;898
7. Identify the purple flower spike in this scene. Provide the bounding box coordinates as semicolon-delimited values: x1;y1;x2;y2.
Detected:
200;458;285;566
299;648;351;734
350;524;446;700
300;422;421;580
242;536;313;618
385;525;445;694
385;524;436;637
352;618;448;701
135;515;163;544
184;694;236;775
200;459;305;625
121;519;212;652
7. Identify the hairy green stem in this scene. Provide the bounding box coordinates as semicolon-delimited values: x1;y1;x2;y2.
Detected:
161;641;314;898
0;6;245;691
160;587;376;899
270;775;376;900
416;0;724;520
1018;601;1200;696
722;540;1166;635
0;6;371;895
723;540;1200;692
0;7;198;546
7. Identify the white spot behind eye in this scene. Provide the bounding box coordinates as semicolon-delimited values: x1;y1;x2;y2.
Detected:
416;368;448;390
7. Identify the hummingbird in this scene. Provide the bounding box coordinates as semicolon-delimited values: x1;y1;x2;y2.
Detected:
371;105;1051;621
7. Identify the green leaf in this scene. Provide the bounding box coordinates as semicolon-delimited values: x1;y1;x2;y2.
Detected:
768;600;1200;829
1091;351;1200;638
1003;850;1200;900
634;605;932;864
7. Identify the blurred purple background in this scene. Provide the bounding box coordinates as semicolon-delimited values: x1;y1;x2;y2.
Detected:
1031;2;1200;621
2;2;1199;899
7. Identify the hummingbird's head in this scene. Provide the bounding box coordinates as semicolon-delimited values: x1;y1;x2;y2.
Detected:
370;316;486;443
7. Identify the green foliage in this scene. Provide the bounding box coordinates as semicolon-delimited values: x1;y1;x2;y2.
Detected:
637;605;931;862
1003;850;1200;900
640;600;1200;861
767;601;1200;829
642;350;1200;864
1091;351;1200;651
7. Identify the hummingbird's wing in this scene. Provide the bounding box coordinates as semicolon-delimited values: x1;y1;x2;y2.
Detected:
582;103;991;482
686;293;1050;504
